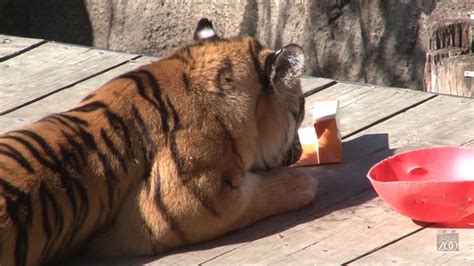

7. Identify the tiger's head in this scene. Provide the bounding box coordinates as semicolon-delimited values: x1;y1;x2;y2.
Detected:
192;18;305;170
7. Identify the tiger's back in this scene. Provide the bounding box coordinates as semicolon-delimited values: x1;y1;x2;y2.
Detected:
0;19;317;265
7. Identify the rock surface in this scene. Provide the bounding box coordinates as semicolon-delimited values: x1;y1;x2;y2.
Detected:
0;0;441;89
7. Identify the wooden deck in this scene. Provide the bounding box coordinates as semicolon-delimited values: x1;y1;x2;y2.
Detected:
1;34;474;265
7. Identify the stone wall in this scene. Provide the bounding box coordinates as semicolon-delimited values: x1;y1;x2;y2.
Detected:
0;0;438;89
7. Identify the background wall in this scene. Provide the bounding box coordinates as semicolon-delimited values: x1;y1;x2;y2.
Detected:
0;0;439;89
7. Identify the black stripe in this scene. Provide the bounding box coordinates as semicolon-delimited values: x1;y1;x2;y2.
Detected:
214;58;234;96
100;129;128;173
262;159;271;171
61;131;87;166
81;93;96;102
166;95;185;178
168;47;193;65
185;181;220;216
0;178;32;266
70;101;107;113
2;135;55;169
298;96;305;124
182;73;190;92
248;41;272;93
215;117;244;173
2;132;80;224
96;147;117;185
167;98;219;216
154;183;187;243
8;131;85;242
289;107;299;121
168;135;185;178
119;71;170;133
0;143;35;173
104;110;132;155
283;135;303;167
46;113;89;128
38;182;53;258
131;106;151;147
55;128;93;251
55;113;89;127
77;127;98;151
263;52;276;88
57;144;89;234
167;107;189;179
13;130;61;165
131;106;153;151
0;135;81;228
62;182;89;249
12;131;82;220
184;47;194;64
59;144;82;177
168;53;189;64
118;72;161;110
43;115;79;134
168;131;219;216
165;97;181;131
97;152;117;211
141;70;170;134
131;106;153;183
39;181;63;238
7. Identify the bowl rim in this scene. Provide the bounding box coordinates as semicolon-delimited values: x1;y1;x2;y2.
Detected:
367;145;474;185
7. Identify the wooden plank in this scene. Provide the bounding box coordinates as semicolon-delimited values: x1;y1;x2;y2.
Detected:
353;95;474;148
0;42;137;115
300;76;336;96
301;82;436;137
199;95;474;265
352;228;474;265
207;191;421;265
0;35;45;61
0;56;157;134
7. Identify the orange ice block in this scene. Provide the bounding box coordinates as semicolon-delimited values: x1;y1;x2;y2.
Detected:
294;100;343;166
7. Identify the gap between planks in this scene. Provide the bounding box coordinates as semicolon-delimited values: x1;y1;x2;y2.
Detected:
0;56;159;133
0;34;47;61
0;42;139;114
342;94;438;139
0;54;142;116
342;227;428;265
0;39;47;63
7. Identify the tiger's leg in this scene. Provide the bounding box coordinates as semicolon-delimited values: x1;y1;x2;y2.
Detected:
228;167;318;230
168;167;318;246
83;167;317;257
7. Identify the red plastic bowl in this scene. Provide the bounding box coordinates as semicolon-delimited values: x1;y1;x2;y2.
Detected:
368;146;474;226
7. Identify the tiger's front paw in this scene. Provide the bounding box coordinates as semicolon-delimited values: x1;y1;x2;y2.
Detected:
262;167;318;213
288;168;318;208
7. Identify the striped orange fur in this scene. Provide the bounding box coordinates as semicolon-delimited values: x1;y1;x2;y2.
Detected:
0;18;317;266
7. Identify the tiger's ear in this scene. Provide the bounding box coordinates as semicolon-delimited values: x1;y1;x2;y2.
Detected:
269;44;305;89
194;18;220;41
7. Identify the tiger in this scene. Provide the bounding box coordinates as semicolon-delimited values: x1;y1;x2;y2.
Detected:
0;18;318;266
